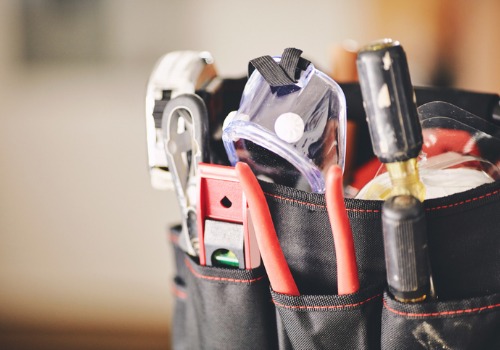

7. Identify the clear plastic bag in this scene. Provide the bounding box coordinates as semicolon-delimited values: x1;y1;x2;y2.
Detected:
356;102;500;200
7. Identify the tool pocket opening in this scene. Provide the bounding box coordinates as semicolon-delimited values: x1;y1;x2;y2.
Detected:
271;284;384;350
182;257;278;350
169;225;191;350
171;276;188;350
381;290;500;350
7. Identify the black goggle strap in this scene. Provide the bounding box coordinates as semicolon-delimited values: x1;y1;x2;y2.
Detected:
248;47;311;88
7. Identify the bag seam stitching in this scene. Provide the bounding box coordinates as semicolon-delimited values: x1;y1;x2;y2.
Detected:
264;193;380;212
264;189;499;212
383;299;500;317
172;285;188;299
272;293;382;310
425;189;499;211
185;259;265;284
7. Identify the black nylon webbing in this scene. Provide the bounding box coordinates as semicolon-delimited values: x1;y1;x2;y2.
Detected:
248;48;311;87
280;48;303;80
249;55;295;86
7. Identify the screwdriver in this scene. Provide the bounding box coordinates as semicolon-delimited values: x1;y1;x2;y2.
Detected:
356;39;425;201
382;195;434;302
357;39;434;302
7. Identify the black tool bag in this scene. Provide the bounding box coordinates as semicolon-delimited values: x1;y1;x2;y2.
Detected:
169;82;500;350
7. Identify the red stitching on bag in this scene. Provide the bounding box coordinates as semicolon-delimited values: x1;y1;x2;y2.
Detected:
383;299;500;317
172;285;187;299
264;193;326;208
347;208;381;213
265;189;499;213
169;234;179;244
425;189;499;212
273;293;382;310
264;192;381;213
185;259;265;284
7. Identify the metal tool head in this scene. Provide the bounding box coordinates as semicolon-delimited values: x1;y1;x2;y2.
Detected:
162;93;209;256
146;51;216;190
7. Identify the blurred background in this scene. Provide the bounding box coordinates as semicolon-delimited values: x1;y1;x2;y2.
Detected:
0;0;498;349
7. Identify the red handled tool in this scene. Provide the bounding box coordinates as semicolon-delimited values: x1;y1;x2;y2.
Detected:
235;162;300;296
325;165;360;295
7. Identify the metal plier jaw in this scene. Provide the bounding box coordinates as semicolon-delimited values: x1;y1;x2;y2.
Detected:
162;94;209;256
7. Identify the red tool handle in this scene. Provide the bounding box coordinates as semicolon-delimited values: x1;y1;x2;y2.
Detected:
325;165;360;295
235;162;300;296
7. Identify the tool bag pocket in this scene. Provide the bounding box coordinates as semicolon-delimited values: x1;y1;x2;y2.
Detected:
381;291;500;350
271;285;384;350
378;181;500;350
260;180;500;350
170;223;277;350
171;274;188;350
261;181;387;349
169;225;190;350
181;257;278;350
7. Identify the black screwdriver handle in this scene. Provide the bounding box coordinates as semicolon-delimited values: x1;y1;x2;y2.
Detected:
357;39;422;163
382;195;431;302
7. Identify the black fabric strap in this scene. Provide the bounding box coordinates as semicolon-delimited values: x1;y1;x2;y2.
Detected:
280;48;303;81
249;55;295;86
248;48;311;88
